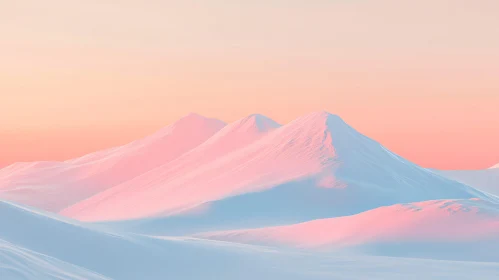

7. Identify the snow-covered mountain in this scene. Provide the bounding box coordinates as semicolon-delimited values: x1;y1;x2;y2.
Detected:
0;114;226;211
59;112;494;232
1;111;499;278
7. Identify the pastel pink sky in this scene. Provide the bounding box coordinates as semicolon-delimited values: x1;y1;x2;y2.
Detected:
1;0;498;170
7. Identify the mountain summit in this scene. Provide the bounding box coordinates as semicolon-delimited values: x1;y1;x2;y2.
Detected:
230;114;281;133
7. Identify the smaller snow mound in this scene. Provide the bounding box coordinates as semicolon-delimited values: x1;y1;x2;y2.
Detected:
195;199;499;262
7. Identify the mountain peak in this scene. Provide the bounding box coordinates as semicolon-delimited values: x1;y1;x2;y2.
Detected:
289;111;350;135
319;111;345;121
239;114;281;131
308;110;336;117
172;113;226;129
215;114;280;135
296;111;344;123
178;112;216;122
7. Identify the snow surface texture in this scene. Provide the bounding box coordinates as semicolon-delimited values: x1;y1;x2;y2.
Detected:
1;200;499;280
0;112;498;279
0;240;109;280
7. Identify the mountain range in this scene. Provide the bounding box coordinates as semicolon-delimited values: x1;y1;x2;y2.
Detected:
0;111;498;279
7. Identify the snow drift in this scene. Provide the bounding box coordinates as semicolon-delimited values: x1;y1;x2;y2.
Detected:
196;198;499;262
1;199;498;279
0;199;308;279
0;239;109;280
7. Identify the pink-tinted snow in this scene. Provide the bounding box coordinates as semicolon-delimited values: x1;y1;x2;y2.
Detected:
197;199;499;249
0;114;225;211
60;112;493;222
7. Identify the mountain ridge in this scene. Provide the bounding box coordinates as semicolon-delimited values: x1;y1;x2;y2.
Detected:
59;112;495;227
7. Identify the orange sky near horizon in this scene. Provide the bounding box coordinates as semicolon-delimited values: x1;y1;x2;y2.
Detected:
1;0;498;170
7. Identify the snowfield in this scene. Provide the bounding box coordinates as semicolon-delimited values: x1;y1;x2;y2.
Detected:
1;200;499;280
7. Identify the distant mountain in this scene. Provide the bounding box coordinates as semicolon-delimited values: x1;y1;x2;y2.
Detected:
61;112;495;232
435;166;499;196
196;198;499;262
0;114;226;211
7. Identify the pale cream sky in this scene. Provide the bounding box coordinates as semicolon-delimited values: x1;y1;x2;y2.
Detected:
0;0;498;169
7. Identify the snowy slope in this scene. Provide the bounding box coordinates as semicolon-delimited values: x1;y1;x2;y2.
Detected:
435;165;499;196
196;198;499;262
1;200;499;280
0;239;109;280
0;240;110;280
0;114;226;211
0;199;291;280
126;113;281;189
62;112;494;231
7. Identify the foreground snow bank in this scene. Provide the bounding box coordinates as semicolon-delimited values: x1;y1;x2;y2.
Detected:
196;199;499;262
1;200;499;280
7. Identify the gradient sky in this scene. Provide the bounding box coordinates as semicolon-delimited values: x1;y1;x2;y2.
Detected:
1;0;498;170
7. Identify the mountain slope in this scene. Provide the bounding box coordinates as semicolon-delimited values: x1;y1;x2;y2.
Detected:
196;198;499;262
62;112;494;230
0;114;226;211
138;113;281;181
